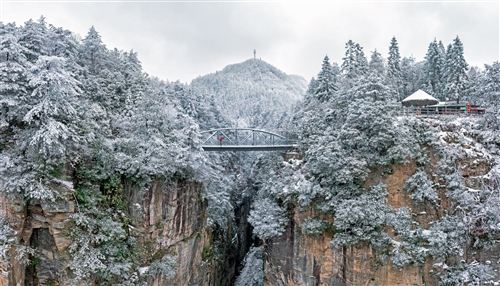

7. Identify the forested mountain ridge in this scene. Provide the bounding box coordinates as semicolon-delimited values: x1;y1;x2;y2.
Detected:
1;16;500;286
238;38;500;285
0;17;248;285
190;58;307;129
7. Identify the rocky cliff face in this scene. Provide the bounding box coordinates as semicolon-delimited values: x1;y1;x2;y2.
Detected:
263;119;500;286
2;117;498;286
1;181;76;286
0;175;251;286
125;179;212;285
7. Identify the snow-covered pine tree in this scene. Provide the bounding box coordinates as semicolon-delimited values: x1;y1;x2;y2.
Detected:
369;49;385;77
18;16;49;63
341;40;368;84
80;26;108;75
341;40;357;79
0;55;82;201
479;62;500;110
401;56;425;98
463;66;480;104
248;197;288;240
339;72;399;164
476;62;500;145
423;39;445;100
387;37;403;101
304;72;399;190
306;76;319;97
444;36;469;103
354;42;369;76
0;23;30;130
314;55;337;102
46;25;77;58
437;40;447;99
24;56;81;160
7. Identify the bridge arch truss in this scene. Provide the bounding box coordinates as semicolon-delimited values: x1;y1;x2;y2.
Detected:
201;128;298;151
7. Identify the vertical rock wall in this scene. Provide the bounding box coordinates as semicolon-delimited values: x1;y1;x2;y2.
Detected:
124;179;214;285
263;145;499;286
1;182;76;286
1;176;246;285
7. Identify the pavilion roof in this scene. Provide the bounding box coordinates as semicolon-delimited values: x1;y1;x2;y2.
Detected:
402;90;439;107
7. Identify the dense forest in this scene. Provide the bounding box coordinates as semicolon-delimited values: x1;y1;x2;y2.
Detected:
1;17;500;285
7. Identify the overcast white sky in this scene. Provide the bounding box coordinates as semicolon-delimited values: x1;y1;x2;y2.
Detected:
1;1;499;83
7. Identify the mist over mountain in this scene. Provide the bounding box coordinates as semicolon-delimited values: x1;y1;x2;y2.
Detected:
191;58;307;129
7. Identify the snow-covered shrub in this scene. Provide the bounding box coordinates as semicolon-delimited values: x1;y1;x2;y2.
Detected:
0;151;58;201
0;216;14;265
331;184;391;248
145;255;177;280
387;207;427;267
67;238;107;281
14;245;36;267
386;207;414;239
252;154;321;209
437;156;474;208
301;218;330;236
304;138;369;186
415;148;431;166
248;198;288;240
203;168;234;230
68;183;133;283
463;172;500;241
386;117;431;165
98;238;136;281
426;215;468;262
438;261;496;286
234;246;263;286
403;168;439;203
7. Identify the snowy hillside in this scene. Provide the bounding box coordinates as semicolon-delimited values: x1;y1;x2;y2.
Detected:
246;114;500;285
2;16;500;286
190;58;307;129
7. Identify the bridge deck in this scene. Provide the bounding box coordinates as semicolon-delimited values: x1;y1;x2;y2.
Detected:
202;145;298;151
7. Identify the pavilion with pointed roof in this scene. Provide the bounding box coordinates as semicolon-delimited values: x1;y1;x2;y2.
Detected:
402;90;439;107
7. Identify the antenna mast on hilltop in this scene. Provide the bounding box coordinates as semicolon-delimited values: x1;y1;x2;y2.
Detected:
253;49;256;59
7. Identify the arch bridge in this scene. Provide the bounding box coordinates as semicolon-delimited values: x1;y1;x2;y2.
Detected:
201;128;298;151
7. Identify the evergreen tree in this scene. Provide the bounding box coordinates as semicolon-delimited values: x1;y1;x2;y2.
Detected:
113;78;202;182
387;37;403;101
248;197;288;240
0;23;30;129
341;40;368;82
437;40;447;97
401;56;425;98
23;56;82;160
0;56;82;201
305;72;399;188
437;40;446;56
314;55;337;102
81;26;108;75
47;25;80;67
463;66;480;104
369;49;385;76
479;62;500;110
355;43;369;75
423;39;445;100
442;43;453;101
18;16;49;63
306;76;319;96
444;36;468;103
